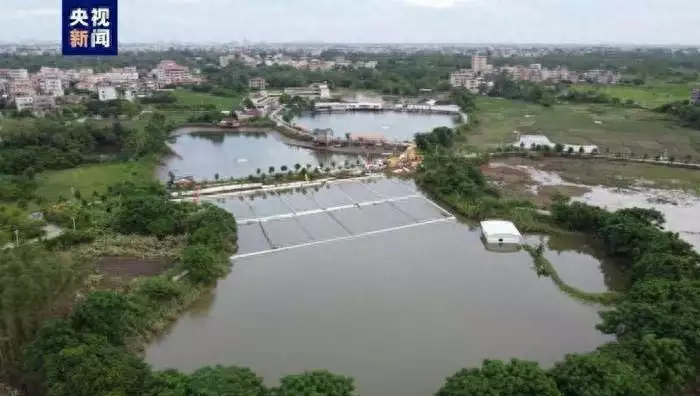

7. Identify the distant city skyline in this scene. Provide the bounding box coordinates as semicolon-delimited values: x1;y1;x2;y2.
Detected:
2;0;700;45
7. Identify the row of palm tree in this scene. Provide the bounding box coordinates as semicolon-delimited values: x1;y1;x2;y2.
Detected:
254;159;364;176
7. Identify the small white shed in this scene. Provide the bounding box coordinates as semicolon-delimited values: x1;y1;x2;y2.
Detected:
480;220;522;245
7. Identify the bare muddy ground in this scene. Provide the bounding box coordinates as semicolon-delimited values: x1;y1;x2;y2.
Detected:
484;158;700;251
89;256;173;291
491;157;700;193
482;163;590;207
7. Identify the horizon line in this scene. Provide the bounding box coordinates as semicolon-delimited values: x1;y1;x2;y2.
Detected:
2;41;700;48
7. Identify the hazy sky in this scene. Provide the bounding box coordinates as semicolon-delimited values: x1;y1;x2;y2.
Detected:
2;0;700;44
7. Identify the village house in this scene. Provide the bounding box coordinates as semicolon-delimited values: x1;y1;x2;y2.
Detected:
248;77;266;90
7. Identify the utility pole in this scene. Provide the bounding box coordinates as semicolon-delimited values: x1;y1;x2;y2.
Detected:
14;229;19;247
72;216;76;231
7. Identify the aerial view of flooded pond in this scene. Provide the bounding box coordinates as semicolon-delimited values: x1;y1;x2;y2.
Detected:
146;176;618;396
158;128;357;181
295;111;456;141
159;111;456;181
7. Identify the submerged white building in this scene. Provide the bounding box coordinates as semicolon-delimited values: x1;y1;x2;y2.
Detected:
480;220;522;245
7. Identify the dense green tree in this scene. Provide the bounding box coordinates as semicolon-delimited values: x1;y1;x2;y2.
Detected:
550;352;660;396
111;195;187;237
415;151;495;200
107;181;169;199
655;100;700;130
598;279;700;354
415;127;457;151
187;365;267;396
273;370;355;396
144;370;189;396
630;252;700;283
181;244;228;284
0;247;79;376
451;89;476;112
70;291;137;345
22;320;82;380
436;359;561;396
597;335;694;394
43;336;151;396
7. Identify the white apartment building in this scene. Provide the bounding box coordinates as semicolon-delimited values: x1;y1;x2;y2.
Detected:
102;67;139;85
98;86;118;101
7;68;29;80
39;78;64;97
471;55;488;73
15;96;33;112
318;83;331;99
37;67;63;79
67;68;94;81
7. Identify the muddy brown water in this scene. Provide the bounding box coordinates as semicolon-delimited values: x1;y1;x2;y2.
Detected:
146;178;619;396
502;164;700;251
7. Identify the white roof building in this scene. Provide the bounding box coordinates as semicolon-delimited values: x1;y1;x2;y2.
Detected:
97;86;118;102
480;220;522;245
513;134;554;148
513;134;599;154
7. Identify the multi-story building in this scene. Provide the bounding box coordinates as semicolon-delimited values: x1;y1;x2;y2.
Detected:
692;88;700;104
75;77;97;91
248;77;266;90
318;83;331;99
471;55;488;73
6;68;29;80
101;67;139;85
39;78;64;97
15;96;33;112
219;54;237;67
32;95;57;113
67;68;94;82
98;86;118;101
152;60;195;86
8;79;34;98
37;67;63;79
283;82;332;99
449;69;484;93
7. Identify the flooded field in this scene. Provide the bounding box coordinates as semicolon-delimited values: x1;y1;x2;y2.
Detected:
158;130;357;181
295;112;456;141
146;178;617;396
490;160;700;251
523;234;627;293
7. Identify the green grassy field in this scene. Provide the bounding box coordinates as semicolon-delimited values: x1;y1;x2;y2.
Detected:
570;82;695;108
0;118;35;133
35;159;157;202
170;89;242;110
464;97;700;158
